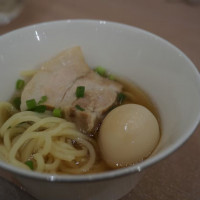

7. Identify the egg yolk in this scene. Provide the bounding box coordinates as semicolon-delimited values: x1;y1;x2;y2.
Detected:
98;104;160;168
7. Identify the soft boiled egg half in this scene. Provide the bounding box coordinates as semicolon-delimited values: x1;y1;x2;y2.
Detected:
98;104;160;168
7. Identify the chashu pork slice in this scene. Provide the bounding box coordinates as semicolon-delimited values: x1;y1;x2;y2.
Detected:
20;45;122;134
61;71;122;134
20;46;90;111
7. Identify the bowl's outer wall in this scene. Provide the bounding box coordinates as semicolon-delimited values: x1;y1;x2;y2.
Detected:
15;171;143;200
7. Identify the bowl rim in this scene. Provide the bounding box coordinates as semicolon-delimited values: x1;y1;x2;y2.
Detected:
0;19;200;182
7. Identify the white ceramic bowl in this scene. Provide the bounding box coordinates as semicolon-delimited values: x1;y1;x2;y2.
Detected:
0;20;200;200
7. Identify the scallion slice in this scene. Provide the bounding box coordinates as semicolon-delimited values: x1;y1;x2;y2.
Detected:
13;97;21;110
26;99;37;110
108;74;115;80
76;86;85;98
75;104;85;111
94;66;106;77
38;96;47;105
25;160;34;170
33;105;46;113
16;79;25;90
117;93;126;104
53;108;62;117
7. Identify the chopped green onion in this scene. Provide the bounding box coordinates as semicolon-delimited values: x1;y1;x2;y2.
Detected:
13;97;21;110
94;66;107;77
76;86;85;98
108;74;115;80
94;66;116;81
33;105;46;113
75;104;85;111
38;96;47;105
16;79;25;90
26;97;48;113
53;108;62;117
26;99;37;110
25;160;34;170
117;93;126;104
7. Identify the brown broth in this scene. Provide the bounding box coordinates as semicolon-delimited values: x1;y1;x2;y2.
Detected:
118;77;160;124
